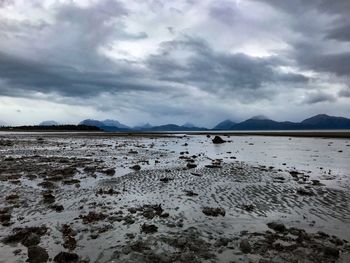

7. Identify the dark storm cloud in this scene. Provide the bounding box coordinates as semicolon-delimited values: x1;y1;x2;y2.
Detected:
257;0;350;15
258;0;350;78
326;23;350;42
147;37;308;99
0;0;349;125
338;88;350;98
304;92;337;104
0;52;162;98
292;42;350;77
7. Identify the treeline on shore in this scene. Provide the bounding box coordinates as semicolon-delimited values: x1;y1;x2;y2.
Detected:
0;125;101;131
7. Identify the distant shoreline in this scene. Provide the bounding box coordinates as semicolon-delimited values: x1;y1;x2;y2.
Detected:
1;129;350;138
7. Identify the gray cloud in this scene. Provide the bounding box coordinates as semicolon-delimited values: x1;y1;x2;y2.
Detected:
338;88;350;98
326;24;350;42
147;37;308;101
304;92;337;104
0;0;349;125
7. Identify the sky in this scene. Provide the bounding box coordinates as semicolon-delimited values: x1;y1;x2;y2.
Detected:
0;0;350;127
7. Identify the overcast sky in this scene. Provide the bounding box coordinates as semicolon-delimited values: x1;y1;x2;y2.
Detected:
0;0;350;127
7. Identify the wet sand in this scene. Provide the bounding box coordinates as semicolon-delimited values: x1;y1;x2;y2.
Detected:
0;133;349;262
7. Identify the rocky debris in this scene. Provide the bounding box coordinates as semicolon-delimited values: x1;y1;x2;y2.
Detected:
130;164;141;171
53;252;79;263
0;207;11;226
205;164;222;168
50;204;64;212
202;207;226;217
289;171;303;178
311;179;324;186
62;179;80;185
128;240;150;252
240;239;252;253
80;212;107;224
242;204;255;212
22;233;41;247
102;168;115;176
184;190;198;197
238;227;348;263
3;226;47;245
267;222;286;232
136;204;168;220
27;246;49;263
160;227;216;261
42;191;55;203
159;177;173;183
140;223;158;234
297;187;314;196
0;140;14;146
38;181;56;189
186;163;197;169
214;237;230;247
6;194;19;202
323;246;340;257
96;188;119;195
212;136;226;144
61;224;77;250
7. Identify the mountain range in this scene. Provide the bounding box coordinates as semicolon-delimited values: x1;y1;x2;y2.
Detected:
33;114;350;131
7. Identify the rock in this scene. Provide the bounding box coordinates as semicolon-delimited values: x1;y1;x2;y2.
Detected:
185;190;198;197
80;211;107;224
296;187;314;196
160;212;170;218
3;226;47;244
13;249;22;255
38;181;56;189
96;188;119;195
323;246;339;257
130;165;141;171
53;252;79;263
6;194;19;201
22;233;40;247
42;192;55;203
27;246;49;263
62;179;80;185
212;136;226;144
186;163;197;169
215;237;230;247
202;207;225;217
140;223;158;234
159;177;173;183
240;239;252;253
50;204;64;212
0;208;11;225
242;204;254;212
267;222;286;232
103;168;115;176
205;165;222;168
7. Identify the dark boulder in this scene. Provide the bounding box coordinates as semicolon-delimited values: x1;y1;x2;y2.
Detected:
53;252;79;263
212;136;226;144
27;246;49;263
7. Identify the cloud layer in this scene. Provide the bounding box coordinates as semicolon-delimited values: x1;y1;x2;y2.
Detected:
0;0;349;126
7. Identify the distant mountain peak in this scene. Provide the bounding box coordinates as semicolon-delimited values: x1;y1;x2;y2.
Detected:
102;119;129;129
182;122;196;128
213;119;236;130
249;115;270;120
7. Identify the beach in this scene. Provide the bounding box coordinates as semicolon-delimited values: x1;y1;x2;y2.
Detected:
0;132;349;263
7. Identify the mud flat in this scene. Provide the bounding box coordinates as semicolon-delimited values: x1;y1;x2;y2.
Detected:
0;133;349;262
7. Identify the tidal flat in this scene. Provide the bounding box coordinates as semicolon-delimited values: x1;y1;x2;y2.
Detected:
0;132;349;263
